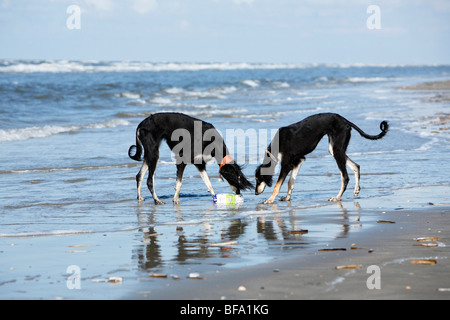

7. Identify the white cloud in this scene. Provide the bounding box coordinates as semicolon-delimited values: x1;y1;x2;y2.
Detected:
1;0;10;9
132;0;158;14
232;0;255;4
80;0;158;14
84;0;114;11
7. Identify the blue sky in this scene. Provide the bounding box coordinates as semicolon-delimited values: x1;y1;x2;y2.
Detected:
1;0;449;64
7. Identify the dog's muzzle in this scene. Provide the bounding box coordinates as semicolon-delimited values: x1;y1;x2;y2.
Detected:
255;182;266;195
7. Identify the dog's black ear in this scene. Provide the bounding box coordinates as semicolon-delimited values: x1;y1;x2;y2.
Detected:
255;165;273;187
233;164;253;190
265;176;273;187
238;173;254;191
220;163;253;191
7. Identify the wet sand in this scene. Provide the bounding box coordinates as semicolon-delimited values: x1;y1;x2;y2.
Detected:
396;80;450;90
133;205;450;300
397;79;450;102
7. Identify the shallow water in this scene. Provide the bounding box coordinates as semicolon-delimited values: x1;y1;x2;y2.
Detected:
1;61;449;299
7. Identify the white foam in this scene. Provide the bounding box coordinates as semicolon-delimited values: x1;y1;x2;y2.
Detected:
272;81;290;88
149;96;173;104
0;225;139;238
241;79;260;88
194;104;217;109
0;60;302;73
164;87;184;94
163;86;237;100
0;163;140;175
85;119;130;129
115;91;141;99
1;60;446;73
114;91;147;104
344;77;400;83
0;119;130;142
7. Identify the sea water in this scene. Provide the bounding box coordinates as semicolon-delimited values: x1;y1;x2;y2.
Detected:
1;61;450;299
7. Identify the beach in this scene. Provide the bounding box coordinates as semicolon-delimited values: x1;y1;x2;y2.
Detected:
1;62;450;300
397;79;450;90
143;202;450;300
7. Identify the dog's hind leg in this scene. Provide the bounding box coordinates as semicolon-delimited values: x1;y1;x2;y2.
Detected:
329;149;349;202
173;163;186;204
346;157;360;197
280;159;304;201
147;170;164;205
136;161;149;201
145;151;165;205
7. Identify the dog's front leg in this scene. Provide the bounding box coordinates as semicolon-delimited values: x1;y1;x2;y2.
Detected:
263;167;289;204
198;168;215;197
280;159;304;201
263;181;282;204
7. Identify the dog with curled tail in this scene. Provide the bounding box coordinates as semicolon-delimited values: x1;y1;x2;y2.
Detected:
255;113;389;204
129;112;253;204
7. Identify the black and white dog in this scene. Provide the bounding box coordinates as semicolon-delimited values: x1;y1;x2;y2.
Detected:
128;112;253;204
255;113;388;203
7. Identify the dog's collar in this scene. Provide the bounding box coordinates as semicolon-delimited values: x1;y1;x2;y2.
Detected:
219;155;234;172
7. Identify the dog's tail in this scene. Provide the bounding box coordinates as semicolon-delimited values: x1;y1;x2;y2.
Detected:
128;128;144;161
347;119;389;140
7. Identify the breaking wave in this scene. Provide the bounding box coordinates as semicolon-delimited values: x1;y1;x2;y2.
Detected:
0;119;130;142
2;60;442;74
0;60;301;73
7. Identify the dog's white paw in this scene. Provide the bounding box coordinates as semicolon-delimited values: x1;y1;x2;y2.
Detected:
263;199;274;204
279;196;291;201
154;199;165;205
137;196;145;201
328;197;341;202
173;199;181;205
353;187;361;197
